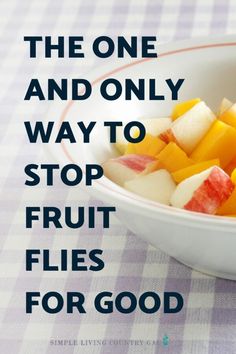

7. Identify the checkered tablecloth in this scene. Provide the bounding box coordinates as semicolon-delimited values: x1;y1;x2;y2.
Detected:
0;0;236;353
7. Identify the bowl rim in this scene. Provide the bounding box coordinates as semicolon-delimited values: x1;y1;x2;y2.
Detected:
58;35;236;230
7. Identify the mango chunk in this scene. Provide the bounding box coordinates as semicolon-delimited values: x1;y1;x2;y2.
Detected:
157;142;193;173
219;103;236;129
172;159;220;183
217;187;236;215
125;134;166;157
172;98;201;121
191;120;236;168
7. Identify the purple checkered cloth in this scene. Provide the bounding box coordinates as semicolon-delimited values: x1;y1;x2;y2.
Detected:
0;0;236;353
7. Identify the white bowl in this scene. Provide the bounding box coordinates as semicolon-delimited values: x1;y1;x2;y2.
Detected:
51;36;236;280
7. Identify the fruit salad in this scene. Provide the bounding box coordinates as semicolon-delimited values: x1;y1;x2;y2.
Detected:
103;98;236;218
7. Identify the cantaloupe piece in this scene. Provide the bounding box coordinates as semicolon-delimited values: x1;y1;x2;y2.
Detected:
157;142;193;173
115;118;171;154
224;156;236;175
125;134;166;156
191;120;236;168
231;168;236;185
172;159;220;183
217;187;236;216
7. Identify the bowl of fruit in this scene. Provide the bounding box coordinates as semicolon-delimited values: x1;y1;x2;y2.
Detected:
57;36;236;280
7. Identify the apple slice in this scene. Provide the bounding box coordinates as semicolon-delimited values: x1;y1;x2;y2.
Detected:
218;97;233;115
172;98;201;121
115;118;171;154
124;169;176;204
103;154;158;186
171;166;234;214
161;102;216;154
219;102;236;129
139;117;172;136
